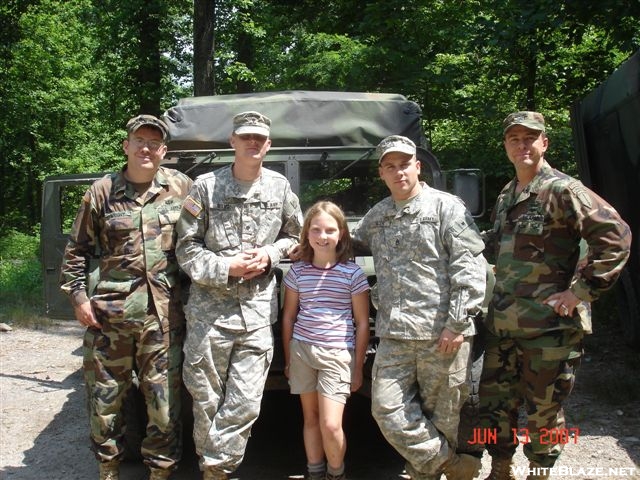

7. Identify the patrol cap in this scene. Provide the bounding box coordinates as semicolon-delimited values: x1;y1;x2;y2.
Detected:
233;111;271;137
376;135;416;163
502;111;546;135
126;114;168;140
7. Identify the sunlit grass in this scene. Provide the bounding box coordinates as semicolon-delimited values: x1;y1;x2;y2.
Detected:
0;231;50;329
1;303;55;329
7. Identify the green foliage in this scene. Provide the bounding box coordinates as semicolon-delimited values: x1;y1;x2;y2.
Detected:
0;230;39;259
0;0;193;235
1;0;97;231
275;30;370;90
0;259;42;302
0;231;42;323
1;0;639;234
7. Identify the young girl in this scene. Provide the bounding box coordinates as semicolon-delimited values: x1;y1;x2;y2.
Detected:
282;201;370;480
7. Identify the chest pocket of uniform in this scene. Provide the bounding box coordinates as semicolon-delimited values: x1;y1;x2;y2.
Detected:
104;214;136;252
158;208;181;251
208;204;241;252
513;214;545;262
406;216;439;260
253;201;283;240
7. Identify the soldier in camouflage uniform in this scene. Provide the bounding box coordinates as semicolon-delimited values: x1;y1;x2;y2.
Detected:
175;111;303;480
352;135;486;480
60;115;193;480
479;111;632;480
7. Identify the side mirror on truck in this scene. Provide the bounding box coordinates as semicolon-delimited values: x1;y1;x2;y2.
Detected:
450;168;484;218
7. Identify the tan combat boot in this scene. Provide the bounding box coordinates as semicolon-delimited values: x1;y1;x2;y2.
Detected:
98;460;120;480
483;456;516;480
442;453;481;480
202;467;228;480
149;467;172;480
525;462;550;480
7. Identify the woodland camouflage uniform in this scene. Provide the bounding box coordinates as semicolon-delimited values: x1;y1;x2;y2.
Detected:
60;165;192;471
480;160;631;468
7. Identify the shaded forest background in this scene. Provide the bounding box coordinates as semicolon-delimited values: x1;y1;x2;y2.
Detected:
1;0;639;235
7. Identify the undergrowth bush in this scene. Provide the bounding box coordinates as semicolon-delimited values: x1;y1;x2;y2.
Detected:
0;230;44;324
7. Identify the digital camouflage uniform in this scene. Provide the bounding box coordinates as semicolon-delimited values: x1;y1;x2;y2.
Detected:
480;161;631;467
352;183;486;479
175;165;302;474
60;166;192;470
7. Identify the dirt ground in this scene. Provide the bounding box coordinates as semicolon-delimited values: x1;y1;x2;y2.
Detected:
1;320;639;480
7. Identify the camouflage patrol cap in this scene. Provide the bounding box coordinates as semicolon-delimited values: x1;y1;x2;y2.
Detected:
233;111;271;137
126;114;168;140
376;135;416;163
503;111;546;135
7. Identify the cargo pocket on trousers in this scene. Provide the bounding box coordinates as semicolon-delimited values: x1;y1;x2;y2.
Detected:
541;343;582;404
540;343;582;362
448;364;468;388
448;341;471;387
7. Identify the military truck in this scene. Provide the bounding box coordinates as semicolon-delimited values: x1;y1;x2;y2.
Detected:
41;90;485;455
570;50;640;347
42;90;484;368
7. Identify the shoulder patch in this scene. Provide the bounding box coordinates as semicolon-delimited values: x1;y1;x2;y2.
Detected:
567;180;592;209
183;195;203;217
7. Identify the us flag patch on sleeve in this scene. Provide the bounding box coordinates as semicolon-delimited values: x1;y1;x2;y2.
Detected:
183;195;203;217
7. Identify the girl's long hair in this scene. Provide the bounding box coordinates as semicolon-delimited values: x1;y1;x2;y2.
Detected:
298;201;353;264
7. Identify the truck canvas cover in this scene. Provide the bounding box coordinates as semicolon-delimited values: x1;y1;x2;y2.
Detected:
571;50;639;244
570;49;640;346
162;90;425;150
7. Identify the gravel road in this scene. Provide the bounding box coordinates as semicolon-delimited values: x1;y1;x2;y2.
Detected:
1;321;639;479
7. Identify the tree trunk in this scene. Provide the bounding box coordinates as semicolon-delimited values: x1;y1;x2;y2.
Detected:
194;0;216;96
132;1;164;115
235;1;254;94
525;37;537;111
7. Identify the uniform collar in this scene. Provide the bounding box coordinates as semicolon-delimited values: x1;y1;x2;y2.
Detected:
508;160;554;199
114;165;169;198
385;181;429;217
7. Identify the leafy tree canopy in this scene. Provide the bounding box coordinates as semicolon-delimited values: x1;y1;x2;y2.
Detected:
0;0;638;234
